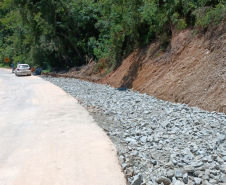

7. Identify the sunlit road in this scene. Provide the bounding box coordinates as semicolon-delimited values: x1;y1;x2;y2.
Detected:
0;68;126;185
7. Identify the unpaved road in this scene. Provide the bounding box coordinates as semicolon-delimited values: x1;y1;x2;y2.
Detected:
0;69;126;185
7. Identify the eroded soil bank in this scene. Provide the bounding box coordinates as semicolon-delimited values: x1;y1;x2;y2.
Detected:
100;26;226;113
44;25;226;113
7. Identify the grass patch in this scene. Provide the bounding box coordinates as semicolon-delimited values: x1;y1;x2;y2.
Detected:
42;69;51;73
0;63;10;68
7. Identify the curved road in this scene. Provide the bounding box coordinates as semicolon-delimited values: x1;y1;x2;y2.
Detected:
0;68;126;185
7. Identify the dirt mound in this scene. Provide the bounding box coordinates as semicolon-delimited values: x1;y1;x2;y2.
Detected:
100;26;226;113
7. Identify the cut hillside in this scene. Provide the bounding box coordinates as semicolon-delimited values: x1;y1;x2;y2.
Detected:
100;26;226;113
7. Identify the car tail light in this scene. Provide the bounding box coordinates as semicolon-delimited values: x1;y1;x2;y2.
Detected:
29;68;30;70
17;69;19;71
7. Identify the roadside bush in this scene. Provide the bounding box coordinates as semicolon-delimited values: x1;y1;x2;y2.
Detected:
193;4;226;29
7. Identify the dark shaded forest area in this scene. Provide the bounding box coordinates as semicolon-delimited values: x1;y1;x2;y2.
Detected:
0;0;225;70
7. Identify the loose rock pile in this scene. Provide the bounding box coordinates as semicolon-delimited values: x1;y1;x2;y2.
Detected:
43;76;226;185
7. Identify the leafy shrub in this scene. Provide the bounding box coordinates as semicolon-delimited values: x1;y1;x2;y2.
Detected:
193;4;226;29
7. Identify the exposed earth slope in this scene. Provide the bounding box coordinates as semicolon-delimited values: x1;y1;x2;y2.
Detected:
100;26;226;113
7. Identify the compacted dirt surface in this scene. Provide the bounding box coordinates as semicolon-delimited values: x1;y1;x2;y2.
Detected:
0;68;126;185
100;25;226;113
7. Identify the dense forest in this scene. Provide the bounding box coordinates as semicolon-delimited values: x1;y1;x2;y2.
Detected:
0;0;225;70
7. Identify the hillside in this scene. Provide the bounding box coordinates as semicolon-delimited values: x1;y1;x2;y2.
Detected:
99;25;226;113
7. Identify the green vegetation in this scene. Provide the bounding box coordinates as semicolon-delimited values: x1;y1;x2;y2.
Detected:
0;63;9;68
0;0;225;70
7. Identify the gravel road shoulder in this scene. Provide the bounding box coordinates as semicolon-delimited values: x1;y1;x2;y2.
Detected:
43;76;226;185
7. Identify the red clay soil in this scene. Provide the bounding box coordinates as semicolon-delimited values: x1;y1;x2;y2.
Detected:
99;25;226;113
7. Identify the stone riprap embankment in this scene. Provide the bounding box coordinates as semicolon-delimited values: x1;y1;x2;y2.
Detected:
43;76;226;185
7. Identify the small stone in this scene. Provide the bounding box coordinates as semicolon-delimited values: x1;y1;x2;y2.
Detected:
156;176;171;185
125;137;137;144
209;179;218;184
194;177;202;185
122;163;127;170
119;155;125;163
221;174;226;183
217;157;225;164
126;167;134;177
184;165;195;173
209;170;217;175
187;180;193;185
205;169;210;176
172;159;178;165
191;162;203;168
167;170;174;178
157;144;163;150
165;161;174;168
151;159;157;165
146;182;154;185
223;156;226;162
194;171;203;177
218;135;226;145
161;121;170;128
173;180;185;185
183;173;188;184
202;180;212;185
131;174;143;185
140;136;147;143
220;167;226;173
212;154;218;160
202;175;209;180
175;168;187;178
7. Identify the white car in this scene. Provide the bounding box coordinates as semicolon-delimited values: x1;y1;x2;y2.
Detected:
15;64;32;76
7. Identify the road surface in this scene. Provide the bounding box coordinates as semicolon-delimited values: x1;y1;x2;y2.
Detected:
0;68;126;185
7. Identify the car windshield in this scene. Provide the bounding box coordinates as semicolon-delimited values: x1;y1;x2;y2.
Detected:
19;65;29;68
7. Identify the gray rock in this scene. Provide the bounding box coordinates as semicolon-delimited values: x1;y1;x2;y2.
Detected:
175;168;187;178
125;137;137;144
132;174;143;185
202;180;212;185
165;161;174;168
184;165;195;173
167;170;174;178
217;157;225;164
209;179;218;184
126;167;134;177
122;163;127;170
183;173;188;184
218;135;226;145
223;156;226;162
140;136;147;143
172;180;185;185
191;162;203;168
221;174;226;183
194;171;204;178
161;121;170;128
209;170;218;175
172;159;178;165
220;167;226;173
202;175;209;180
194;177;202;185
156;176;171;185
